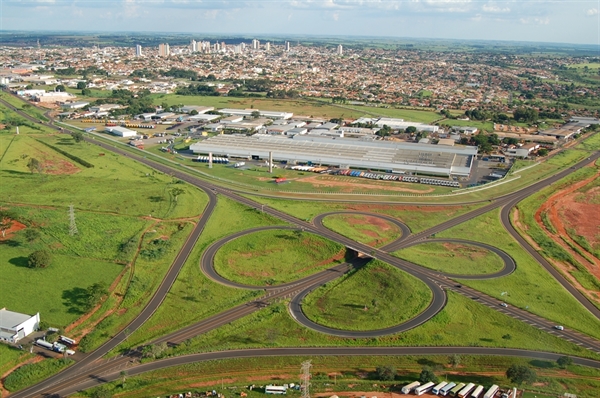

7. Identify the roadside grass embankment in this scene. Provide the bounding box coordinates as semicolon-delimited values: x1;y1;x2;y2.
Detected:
302;260;433;331
3;358;73;392
114;197;287;352
435;209;600;340
393;242;505;275
77;354;600;398
214;230;345;286
321;214;402;247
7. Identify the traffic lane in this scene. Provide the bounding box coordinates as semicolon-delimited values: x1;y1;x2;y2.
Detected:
288;269;447;338
312;211;412;249
55;346;600;397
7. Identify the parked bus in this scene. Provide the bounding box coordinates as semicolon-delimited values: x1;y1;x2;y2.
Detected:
458;383;475;398
432;382;448;395
470;386;484;398
450;383;466;397
415;382;435;396
265;385;287;395
401;381;420;394
483;385;499;398
439;382;456;396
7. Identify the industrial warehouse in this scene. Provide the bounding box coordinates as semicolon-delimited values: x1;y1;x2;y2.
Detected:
190;134;478;177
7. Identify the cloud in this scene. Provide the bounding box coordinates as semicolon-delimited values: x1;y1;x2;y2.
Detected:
587;8;598;16
482;3;510;14
520;16;550;25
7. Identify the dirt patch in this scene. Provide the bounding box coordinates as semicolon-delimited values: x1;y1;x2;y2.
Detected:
0;219;26;240
41;158;80;175
442;242;488;261
299;175;436;194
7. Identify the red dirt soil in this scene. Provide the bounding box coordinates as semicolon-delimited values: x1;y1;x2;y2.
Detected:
533;168;600;302
0;220;26;240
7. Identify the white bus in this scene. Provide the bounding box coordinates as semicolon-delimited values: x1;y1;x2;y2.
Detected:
265;385;287;395
470;386;484;398
415;382;435;396
483;385;499;398
432;382;448;395
439;382;456;396
401;381;420;394
458;383;475;398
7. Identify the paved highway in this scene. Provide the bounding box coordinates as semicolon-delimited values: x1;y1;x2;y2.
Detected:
3;95;600;397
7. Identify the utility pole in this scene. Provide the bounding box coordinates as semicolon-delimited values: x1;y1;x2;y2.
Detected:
300;360;312;398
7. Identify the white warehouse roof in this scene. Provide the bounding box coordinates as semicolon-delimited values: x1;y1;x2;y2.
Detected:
219;108;293;120
190;134;477;176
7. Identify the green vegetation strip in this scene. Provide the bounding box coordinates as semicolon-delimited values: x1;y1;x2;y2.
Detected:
4;358;73;392
436;209;600;339
214;230;345;286
321;214;402;247
80;354;600;398
393;241;505;275
301;260;432;331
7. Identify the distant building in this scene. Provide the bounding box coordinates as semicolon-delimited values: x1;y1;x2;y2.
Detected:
0;308;40;343
190;40;197;52
105;126;137;138
60;101;89;110
285;41;290;52
337;44;343;56
252;39;260;50
135;44;143;57
265;42;271;51
158;43;170;57
34;92;76;103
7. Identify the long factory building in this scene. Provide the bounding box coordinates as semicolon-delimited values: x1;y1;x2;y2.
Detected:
190;134;478;177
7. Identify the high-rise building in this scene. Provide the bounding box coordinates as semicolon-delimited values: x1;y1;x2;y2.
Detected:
158;43;170;57
190;40;197;52
337;44;343;56
285;41;291;52
252;39;260;50
135;44;143;57
265;42;271;51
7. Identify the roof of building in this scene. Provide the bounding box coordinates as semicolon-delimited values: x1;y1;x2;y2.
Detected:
0;309;33;328
190;134;477;176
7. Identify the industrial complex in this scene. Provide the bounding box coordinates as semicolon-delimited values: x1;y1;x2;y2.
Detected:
189;134;478;177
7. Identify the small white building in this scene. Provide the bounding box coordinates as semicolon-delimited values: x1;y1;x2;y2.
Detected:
105;126;138;138
0;308;40;343
60;101;89;110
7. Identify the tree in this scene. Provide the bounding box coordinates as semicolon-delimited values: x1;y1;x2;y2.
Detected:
557;356;573;369
81;88;92;96
376;124;391;137
449;354;461;368
76;81;87;89
251;110;261;119
71;131;84;143
538;148;549;157
405;126;417;135
27;158;42;174
85;282;108;310
24;228;41;242
28;249;52;268
170;187;185;202
419;368;439;384
375;365;396;381
0;210;15;238
55;84;66;92
190;109;199;115
506;364;537;385
90;385;112;398
141;342;169;359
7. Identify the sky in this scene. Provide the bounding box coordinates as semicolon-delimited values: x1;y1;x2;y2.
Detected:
2;0;599;45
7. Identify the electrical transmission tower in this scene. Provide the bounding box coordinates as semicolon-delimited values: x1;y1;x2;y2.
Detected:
300;360;312;398
68;205;78;236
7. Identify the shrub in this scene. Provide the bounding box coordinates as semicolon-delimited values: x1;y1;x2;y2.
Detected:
28;250;51;268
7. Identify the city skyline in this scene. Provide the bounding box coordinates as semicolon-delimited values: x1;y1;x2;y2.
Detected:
2;0;599;46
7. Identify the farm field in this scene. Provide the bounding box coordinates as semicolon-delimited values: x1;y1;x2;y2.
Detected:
74;354;600;398
393;242;505;275
436;209;600;340
174;290;597;359
576;131;600;151
116;197;287;351
214;230;345;286
321;213;402;247
302;260;433;331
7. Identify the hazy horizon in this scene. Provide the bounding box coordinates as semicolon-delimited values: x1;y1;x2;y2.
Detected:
1;0;599;46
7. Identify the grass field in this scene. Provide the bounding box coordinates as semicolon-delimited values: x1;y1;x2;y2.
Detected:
436;209;600;340
75;354;600;398
321;214;402;247
393;242;505;275
115;197;287;351
0;245;123;327
302;260;433;331
3;358;73;392
0;344;33;377
171;289;597;360
575;132;600;151
214;230;344;286
0;133;209;219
